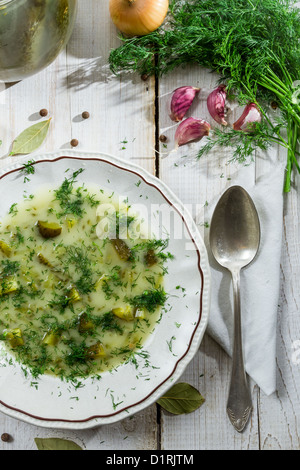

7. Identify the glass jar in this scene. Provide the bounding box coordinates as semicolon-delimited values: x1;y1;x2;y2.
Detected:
0;0;77;82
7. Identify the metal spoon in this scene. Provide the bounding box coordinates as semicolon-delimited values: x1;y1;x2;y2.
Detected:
209;185;260;432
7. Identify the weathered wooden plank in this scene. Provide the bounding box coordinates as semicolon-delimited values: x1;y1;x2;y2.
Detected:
158;61;300;449
253;131;300;450
0;0;157;450
258;185;300;450
0;405;158;451
158;64;259;449
160;336;259;450
0;0;156;172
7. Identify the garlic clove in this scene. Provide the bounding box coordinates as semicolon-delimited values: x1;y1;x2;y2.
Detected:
174;117;210;147
170;86;200;122
207;85;228;126
233;103;262;132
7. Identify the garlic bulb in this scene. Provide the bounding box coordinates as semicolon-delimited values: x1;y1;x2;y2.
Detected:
109;0;169;36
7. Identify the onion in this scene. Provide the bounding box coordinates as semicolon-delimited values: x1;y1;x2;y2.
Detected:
109;0;169;36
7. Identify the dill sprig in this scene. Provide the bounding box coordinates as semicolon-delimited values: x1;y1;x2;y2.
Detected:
109;0;300;192
0;260;20;277
54;168;86;217
197;118;285;164
127;287;167;313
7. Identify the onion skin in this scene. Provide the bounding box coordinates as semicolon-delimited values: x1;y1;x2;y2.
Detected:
109;0;169;36
233;103;262;132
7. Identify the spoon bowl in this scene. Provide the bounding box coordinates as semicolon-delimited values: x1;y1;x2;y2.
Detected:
210;185;260;270
210;185;260;432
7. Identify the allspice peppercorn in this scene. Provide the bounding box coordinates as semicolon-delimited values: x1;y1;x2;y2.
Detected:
82;111;90;119
39;108;48;117
159;134;168;143
70;139;79;147
1;433;10;442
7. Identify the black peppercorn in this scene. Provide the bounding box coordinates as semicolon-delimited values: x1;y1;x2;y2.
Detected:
1;433;10;442
159;134;168;143
82;111;90;119
70;139;79;147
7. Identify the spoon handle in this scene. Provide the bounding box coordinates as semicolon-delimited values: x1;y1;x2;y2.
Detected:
227;269;252;433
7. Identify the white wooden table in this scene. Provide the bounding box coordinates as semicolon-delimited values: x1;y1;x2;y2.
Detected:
0;0;299;451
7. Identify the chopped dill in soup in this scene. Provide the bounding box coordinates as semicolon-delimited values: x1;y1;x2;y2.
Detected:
0;169;172;381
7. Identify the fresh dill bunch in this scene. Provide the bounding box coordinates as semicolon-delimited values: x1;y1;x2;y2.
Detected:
109;0;300;85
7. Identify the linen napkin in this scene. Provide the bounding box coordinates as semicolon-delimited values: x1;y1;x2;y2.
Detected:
203;155;286;396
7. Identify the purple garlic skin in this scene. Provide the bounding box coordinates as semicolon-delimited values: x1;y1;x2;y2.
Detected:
170;86;200;122
233;103;262;132
207;85;227;126
175;117;211;147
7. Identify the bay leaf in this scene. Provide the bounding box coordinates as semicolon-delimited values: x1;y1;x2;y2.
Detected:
34;437;83;451
156;382;205;415
10;118;51;156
